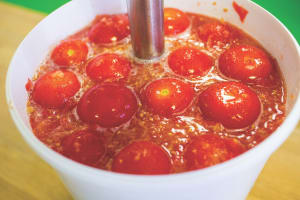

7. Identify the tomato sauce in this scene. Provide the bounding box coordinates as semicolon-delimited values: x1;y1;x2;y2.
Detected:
26;10;286;174
233;1;249;23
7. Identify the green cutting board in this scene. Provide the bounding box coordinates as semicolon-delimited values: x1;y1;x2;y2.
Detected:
3;0;300;44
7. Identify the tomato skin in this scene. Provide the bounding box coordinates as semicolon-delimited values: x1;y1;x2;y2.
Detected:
61;131;105;166
164;8;190;36
51;40;88;66
77;84;138;128
86;53;131;82
198;81;261;129
197;22;236;49
112;141;171;175
184;134;245;170
88;14;130;45
219;45;273;83
32;70;80;109
143;78;194;117
168;47;213;77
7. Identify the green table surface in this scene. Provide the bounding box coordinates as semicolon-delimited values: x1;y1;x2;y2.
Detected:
3;0;300;44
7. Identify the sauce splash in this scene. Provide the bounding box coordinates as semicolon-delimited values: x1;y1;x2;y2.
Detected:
233;1;248;23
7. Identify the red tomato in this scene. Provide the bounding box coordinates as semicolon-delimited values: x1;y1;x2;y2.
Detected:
77;84;138;128
51;40;88;66
86;53;131;82
61;131;105;166
112;141;171;174
198;81;261;129
184;134;245;170
197;22;236;49
164;8;190;36
88;14;130;45
143;78;194;117
219;45;273;83
168;47;213;77
32;70;80;108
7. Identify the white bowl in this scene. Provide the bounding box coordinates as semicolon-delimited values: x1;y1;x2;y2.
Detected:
6;0;300;199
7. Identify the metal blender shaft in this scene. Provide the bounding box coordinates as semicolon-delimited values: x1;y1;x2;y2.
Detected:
127;0;164;60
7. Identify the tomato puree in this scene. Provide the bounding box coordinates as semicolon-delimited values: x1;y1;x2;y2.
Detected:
26;9;285;174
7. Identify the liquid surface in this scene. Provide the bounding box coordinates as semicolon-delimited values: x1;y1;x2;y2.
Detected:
26;12;286;174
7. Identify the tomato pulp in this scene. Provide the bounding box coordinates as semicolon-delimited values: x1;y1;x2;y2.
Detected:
27;11;285;174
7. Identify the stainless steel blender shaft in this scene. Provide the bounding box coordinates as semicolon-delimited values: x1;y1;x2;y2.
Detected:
127;0;164;60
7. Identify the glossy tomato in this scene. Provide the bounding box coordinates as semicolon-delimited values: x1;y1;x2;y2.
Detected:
219;45;272;83
32;70;80;108
88;14;130;45
62;131;105;166
198;81;261;129
86;53;131;82
168;47;213;77
112;141;171;174
164;8;190;36
143;78;194;117
77;84;138;128
51;40;88;66
185;134;245;170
